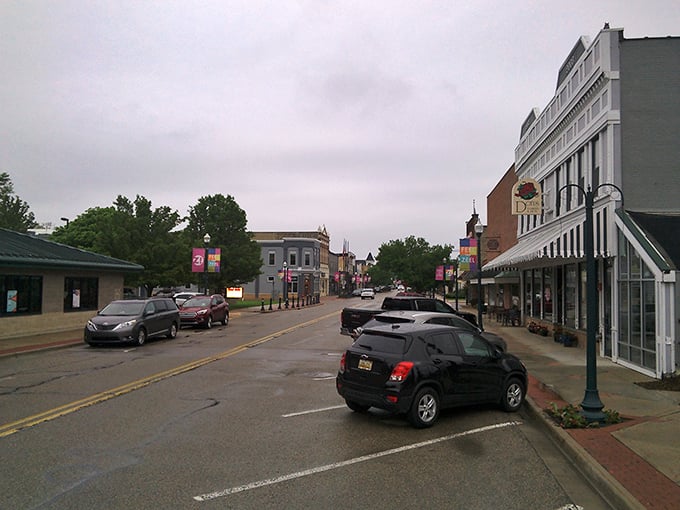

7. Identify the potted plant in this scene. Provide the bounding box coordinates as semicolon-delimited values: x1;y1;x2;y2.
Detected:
553;323;563;343
563;331;578;347
539;325;549;336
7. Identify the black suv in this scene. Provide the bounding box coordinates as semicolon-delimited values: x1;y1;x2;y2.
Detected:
336;323;527;428
84;297;180;347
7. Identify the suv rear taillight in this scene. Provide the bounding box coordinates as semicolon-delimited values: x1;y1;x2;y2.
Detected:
389;361;413;382
339;352;347;373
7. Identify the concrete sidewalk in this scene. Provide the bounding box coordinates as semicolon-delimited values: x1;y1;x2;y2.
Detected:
1;302;679;508
475;305;680;510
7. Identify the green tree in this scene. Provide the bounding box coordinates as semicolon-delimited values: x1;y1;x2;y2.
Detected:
185;194;261;291
0;172;38;232
51;195;186;295
369;236;454;292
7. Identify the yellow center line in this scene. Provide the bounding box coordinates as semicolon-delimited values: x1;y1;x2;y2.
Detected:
0;311;338;438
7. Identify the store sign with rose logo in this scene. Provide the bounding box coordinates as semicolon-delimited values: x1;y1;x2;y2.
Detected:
512;178;542;215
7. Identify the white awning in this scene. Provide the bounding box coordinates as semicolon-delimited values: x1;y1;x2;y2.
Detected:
484;207;613;271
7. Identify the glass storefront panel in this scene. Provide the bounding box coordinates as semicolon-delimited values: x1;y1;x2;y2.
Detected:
618;230;628;277
524;270;532;317
617;232;656;371
533;269;542;318
565;264;577;328
643;281;655;351
543;267;553;322
579;263;587;329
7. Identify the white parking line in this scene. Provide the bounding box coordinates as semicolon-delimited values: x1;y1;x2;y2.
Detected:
281;405;346;418
193;421;522;502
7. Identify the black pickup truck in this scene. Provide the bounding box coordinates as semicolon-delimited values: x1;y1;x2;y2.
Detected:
340;295;477;336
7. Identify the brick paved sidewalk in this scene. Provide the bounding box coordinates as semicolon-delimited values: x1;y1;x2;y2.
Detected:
528;375;680;509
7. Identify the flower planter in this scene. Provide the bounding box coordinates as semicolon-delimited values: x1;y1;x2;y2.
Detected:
562;335;577;347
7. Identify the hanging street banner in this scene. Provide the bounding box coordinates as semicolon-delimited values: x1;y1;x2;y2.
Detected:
191;248;205;273
459;238;478;271
512;178;542;215
435;265;454;281
207;248;221;273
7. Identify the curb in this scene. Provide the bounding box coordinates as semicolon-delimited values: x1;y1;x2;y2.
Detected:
524;394;644;510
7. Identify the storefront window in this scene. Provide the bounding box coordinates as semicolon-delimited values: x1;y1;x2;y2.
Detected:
543;267;553;322
64;277;99;311
533;269;542;317
618;234;656;371
1;275;42;315
579;263;587;329
524;270;532;317
565;264;577;328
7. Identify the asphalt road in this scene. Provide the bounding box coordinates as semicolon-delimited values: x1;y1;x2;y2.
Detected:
0;297;611;509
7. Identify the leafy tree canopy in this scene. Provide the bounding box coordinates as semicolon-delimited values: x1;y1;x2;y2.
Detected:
185;194;262;290
0;172;38;232
369;236;454;292
51;195;185;295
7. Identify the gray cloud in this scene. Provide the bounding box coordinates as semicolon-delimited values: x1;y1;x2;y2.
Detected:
2;0;678;257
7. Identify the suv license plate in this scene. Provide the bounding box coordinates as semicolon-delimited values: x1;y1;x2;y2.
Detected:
358;359;372;371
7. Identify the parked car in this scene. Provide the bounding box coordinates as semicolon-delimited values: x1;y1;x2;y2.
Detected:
360;288;376;300
340;295;477;336
352;310;507;352
173;291;202;306
351;288;363;297
84;297;180;347
180;294;229;329
336;323;527;428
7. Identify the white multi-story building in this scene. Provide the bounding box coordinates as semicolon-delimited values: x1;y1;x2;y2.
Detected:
486;25;680;378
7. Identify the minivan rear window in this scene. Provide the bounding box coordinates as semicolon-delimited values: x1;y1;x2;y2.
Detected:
354;333;409;354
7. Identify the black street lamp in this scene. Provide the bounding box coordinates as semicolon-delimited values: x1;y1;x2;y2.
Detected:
475;220;484;331
442;257;447;303
283;261;289;308
203;233;211;295
454;257;459;311
560;183;622;423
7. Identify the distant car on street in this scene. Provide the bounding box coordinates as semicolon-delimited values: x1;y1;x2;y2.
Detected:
179;294;229;329
84;297;179;347
360;288;376;300
173;291;202;306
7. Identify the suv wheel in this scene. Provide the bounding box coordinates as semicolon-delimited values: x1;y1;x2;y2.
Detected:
166;322;178;339
205;316;212;329
222;313;228;326
500;378;525;412
135;328;147;346
408;387;440;428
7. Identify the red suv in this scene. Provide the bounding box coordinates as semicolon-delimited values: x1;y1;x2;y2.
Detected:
179;294;229;329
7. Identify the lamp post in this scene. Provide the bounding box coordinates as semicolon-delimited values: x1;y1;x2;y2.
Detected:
203;233;211;295
454;256;459;311
475;220;484;331
560;183;621;423
283;261;289;308
60;217;70;226
441;257;447;303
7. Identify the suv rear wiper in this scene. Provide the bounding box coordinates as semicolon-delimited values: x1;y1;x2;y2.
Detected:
357;344;373;350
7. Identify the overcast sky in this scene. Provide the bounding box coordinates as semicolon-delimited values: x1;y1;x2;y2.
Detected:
2;1;678;259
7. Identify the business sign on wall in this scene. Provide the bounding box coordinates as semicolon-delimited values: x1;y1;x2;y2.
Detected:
512;178;542;215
